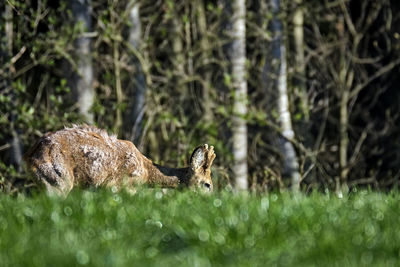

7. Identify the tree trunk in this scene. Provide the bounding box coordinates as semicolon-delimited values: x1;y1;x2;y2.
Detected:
3;4;23;171
71;0;94;124
225;0;248;190
270;0;301;192
111;5;123;133
172;11;185;76
337;15;349;196
293;0;308;121
126;1;147;147
196;0;213;121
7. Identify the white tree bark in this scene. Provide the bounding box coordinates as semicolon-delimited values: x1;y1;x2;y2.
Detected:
71;0;94;123
226;0;248;190
293;0;308;120
127;1;146;146
338;15;349;197
271;0;301;191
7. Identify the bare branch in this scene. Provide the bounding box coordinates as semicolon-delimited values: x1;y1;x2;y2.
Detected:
350;57;400;99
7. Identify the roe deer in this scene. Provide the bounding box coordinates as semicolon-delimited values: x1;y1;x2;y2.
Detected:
24;125;216;195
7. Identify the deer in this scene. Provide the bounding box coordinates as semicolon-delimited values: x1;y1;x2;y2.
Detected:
23;125;216;196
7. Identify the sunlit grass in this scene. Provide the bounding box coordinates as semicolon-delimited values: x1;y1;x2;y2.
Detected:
0;189;399;266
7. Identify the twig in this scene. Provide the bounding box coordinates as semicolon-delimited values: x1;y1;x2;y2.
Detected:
348;125;369;167
348;177;376;187
301;163;315;182
10;46;26;64
350;57;400;99
0;143;11;152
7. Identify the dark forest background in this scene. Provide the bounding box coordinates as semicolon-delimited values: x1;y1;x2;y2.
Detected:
1;0;399;194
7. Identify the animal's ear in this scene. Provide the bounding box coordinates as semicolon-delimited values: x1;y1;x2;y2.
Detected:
190;145;207;171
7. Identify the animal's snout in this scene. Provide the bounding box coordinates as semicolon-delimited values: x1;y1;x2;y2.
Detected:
202;182;212;191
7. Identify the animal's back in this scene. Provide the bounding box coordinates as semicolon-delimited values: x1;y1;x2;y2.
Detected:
24;125;142;194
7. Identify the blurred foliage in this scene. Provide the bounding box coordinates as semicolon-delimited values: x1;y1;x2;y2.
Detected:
1;189;400;265
1;0;400;192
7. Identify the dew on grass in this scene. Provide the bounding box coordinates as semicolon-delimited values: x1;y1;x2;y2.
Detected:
244;236;255;248
375;211;384;221
162;233;171;242
240;210;249;222
227;215;238;227
117;208;126;223
51;211;60;223
174;225;187;239
126;248;138;259
145;219;163;229
76;250;90;265
214;217;224;227
213;233;226;245
260;197;269;211
155;221;163;229
155;191;163;200
145;247;159;258
23;207;33;218
361;251;373;265
365;223;376;237
65;231;78;246
102;228;117;241
112;194;122;203
353;198;365;210
64;206;73;216
85;227;96;239
111;186;118;193
198;230;210;242
213;198;222;207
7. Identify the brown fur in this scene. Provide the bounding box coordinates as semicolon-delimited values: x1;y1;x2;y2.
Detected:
23;125;215;195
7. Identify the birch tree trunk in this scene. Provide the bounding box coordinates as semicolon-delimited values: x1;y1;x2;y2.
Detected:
293;0;308;121
225;0;248;190
126;1;147;147
270;0;301;192
71;0;94;124
337;15;349;197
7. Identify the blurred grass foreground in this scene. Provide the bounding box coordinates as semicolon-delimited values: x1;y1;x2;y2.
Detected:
0;190;399;266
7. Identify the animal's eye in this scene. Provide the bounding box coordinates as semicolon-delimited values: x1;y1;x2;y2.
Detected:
204;183;211;189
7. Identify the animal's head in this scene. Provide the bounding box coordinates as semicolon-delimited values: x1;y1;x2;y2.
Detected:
188;144;216;192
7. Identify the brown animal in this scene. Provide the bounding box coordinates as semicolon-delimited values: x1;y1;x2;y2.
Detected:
24;125;215;195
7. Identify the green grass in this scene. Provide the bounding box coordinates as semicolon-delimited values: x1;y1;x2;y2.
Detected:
0;189;400;266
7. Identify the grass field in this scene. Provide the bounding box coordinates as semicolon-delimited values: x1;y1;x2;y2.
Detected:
0;189;399;266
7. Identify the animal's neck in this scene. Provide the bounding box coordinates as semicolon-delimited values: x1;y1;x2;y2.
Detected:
143;160;190;188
